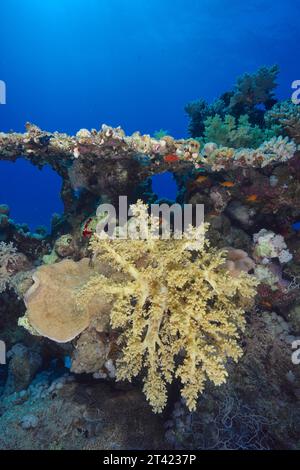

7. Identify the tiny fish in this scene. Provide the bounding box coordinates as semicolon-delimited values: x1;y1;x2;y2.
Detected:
195;175;208;183
261;300;272;309
82;218;93;238
220;181;235;188
164;154;180;163
246;194;259;202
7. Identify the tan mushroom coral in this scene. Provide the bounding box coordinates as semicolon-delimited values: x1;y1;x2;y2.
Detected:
22;258;111;343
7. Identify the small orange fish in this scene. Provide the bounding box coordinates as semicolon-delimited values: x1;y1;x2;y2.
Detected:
261;300;272;309
246;194;258;202
220;181;235;188
164;154;180;163
196;175;208;183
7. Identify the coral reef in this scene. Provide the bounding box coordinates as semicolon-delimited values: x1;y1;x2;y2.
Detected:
0;64;300;449
185;66;298;172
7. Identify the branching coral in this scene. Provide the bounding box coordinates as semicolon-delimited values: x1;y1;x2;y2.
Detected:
76;201;257;413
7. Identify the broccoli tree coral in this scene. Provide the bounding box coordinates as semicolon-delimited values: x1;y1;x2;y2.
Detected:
76;201;257;413
203;114;276;148
229;65;279;115
185;65;280;140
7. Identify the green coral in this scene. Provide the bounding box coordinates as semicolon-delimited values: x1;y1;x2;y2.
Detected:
185;65;280;140
153;129;169;140
203;114;277;148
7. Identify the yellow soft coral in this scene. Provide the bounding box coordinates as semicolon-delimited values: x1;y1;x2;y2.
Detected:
76;201;257;413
